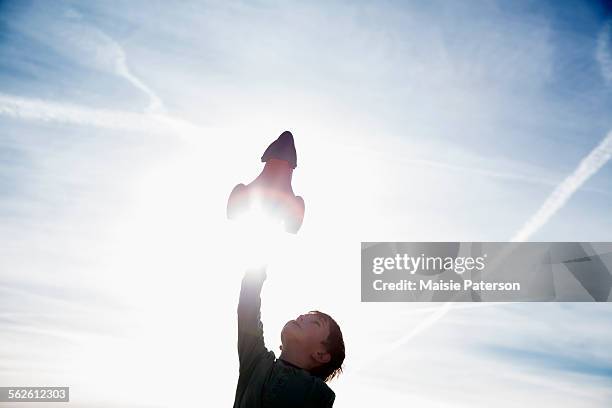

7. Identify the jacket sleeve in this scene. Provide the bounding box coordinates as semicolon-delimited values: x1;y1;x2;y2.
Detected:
237;267;269;373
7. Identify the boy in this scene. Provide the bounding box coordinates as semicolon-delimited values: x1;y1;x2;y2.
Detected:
233;267;345;407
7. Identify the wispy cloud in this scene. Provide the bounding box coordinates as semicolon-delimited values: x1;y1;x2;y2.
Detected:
344;17;612;401
10;8;165;113
596;21;612;85
57;22;165;112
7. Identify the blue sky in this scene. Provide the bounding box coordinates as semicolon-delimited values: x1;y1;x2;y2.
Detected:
1;0;612;406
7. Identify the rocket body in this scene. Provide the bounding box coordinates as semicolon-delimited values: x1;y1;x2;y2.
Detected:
227;132;305;234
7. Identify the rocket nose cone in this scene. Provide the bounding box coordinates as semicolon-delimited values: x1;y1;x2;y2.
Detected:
278;130;294;144
261;130;298;168
277;132;295;151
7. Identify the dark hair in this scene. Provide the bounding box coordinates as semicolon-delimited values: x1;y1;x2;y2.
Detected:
308;310;345;382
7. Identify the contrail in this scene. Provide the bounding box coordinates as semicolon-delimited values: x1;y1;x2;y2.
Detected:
353;66;612;376
512;131;612;242
355;23;612;371
0;93;204;142
0;18;202;136
350;131;612;377
350;130;612;377
46;19;165;113
0;93;153;131
98;29;165;113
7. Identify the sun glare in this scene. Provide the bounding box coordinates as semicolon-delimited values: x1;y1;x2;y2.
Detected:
228;198;293;270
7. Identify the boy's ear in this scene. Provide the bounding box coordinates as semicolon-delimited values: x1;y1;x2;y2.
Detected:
312;351;331;365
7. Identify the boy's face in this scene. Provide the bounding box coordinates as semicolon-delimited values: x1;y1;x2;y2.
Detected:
281;312;331;366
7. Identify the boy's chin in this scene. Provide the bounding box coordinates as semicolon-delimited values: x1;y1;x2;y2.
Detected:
281;325;299;340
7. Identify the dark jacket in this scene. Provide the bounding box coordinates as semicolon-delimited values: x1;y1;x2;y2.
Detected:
233;269;335;408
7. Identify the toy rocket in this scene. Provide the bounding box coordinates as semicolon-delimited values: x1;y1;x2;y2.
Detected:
227;131;305;233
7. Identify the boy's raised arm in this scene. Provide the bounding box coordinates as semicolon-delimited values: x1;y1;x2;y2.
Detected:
237;267;269;372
